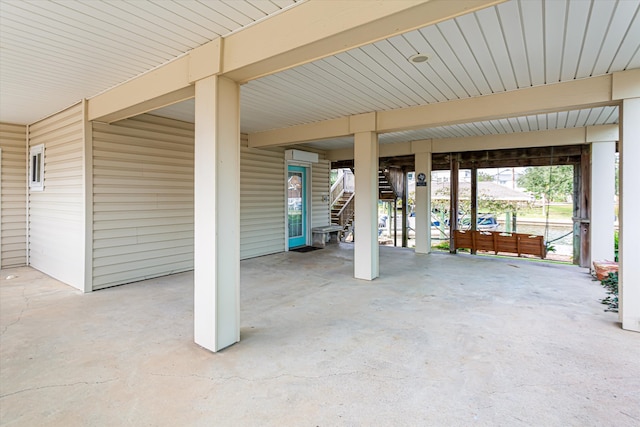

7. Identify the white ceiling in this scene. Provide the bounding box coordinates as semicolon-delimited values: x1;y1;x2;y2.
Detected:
1;0;638;145
0;0;301;125
239;0;639;134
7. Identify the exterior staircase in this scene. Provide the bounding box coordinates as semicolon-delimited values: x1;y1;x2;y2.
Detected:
330;167;405;241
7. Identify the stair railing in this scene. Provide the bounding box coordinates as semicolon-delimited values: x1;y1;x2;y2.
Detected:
336;193;355;228
330;169;345;206
330;168;355;206
382;167;404;199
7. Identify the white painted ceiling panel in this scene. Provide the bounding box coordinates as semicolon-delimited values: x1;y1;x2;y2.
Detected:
474;6;518;91
592;0;639;75
498;1;530;88
520;0;545;86
544;0;568;83
0;0;300;124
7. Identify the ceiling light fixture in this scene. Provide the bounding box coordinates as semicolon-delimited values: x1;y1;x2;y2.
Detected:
408;53;430;64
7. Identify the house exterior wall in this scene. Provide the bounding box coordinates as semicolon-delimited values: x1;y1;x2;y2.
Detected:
0;123;27;268
5;111;330;288
241;139;331;258
28;103;85;288
240;138;286;259
311;158;331;229
91;115;194;290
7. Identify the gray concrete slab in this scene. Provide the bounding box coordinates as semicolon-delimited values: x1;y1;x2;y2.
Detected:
1;245;638;426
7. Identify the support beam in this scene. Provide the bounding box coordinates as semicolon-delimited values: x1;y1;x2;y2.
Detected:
378;76;614;133
194;76;241;352
253;76;622;148
449;155;459;254
589;140;616;269
91;86;195;124
402;168;409;248
354;131;379;280
470;165;478;254
579;145;591;268
90;0;502;123
619;97;640;333
414;147;432;254
223;0;504;82
88;57;192;122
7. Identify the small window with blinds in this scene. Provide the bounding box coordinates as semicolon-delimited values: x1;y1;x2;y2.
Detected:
29;144;44;191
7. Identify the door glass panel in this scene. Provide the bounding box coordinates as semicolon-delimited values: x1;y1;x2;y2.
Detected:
288;166;306;247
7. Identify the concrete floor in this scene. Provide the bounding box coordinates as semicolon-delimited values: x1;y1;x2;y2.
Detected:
1;245;638;426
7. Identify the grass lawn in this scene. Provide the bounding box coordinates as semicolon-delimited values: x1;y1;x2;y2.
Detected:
517;203;573;220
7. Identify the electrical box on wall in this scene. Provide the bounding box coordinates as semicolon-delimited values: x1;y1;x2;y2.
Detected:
285;149;318;164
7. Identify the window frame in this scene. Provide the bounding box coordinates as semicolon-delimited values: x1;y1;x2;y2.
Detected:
29;144;45;191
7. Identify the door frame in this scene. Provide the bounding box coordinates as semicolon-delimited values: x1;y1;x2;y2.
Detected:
286;162;311;250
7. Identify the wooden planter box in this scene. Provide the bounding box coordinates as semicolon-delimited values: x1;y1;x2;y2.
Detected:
454;230;546;259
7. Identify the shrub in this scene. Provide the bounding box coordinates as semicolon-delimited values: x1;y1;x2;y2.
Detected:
600;272;618;312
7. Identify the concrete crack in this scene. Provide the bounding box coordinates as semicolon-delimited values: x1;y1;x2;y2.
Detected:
0;378;118;399
0;286;31;337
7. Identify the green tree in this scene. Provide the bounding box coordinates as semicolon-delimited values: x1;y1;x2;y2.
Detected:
478;172;494;182
517;165;573;203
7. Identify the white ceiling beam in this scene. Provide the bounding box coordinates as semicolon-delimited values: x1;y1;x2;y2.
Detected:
88;56;192;122
249;117;349;148
251;74;623;148
223;0;505;83
87;0;502;123
612;69;640;100
91;86;195;124
377;75;614;133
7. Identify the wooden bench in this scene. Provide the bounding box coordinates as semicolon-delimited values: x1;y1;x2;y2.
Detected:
311;225;344;248
454;230;546;258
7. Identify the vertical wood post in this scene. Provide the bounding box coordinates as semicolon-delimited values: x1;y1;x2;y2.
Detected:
572;163;581;265
401;168;408;248
393;199;397;247
449;154;459;254
580;144;591;268
470;164;478;254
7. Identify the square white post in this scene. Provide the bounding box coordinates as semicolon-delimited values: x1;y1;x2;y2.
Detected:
354;131;379;280
589;140;616;268
620;98;640;332
194;76;241;351
414;150;432;254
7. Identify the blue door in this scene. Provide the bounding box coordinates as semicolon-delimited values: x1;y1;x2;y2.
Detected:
288;165;307;248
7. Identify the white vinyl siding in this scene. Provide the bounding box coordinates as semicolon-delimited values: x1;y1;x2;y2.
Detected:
240;140;286;259
92;115;194;290
311;158;330;228
28;103;85;288
0;123;27;268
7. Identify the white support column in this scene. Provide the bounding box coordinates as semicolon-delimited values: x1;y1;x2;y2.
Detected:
354;131;379;280
194;75;241;351
414;148;432;254
589;140;616;268
619;98;640;332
